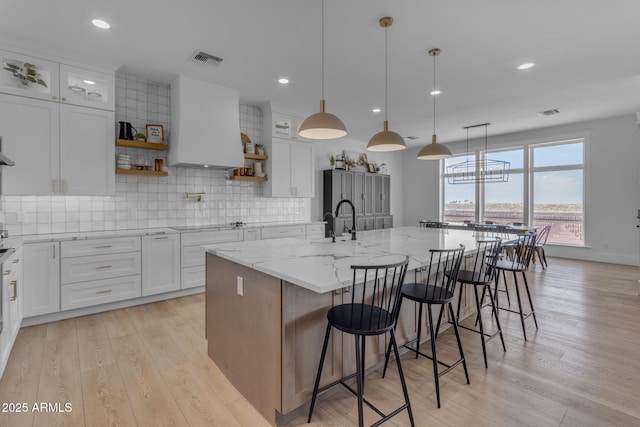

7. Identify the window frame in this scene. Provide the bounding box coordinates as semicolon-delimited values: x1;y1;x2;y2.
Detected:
440;136;587;247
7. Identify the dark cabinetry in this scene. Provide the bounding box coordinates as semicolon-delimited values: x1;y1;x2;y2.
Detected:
323;170;392;237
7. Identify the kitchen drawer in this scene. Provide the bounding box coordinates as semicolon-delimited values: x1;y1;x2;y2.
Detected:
306;224;325;239
181;266;205;289
181;229;243;247
2;249;22;285
61;236;141;258
61;275;141;311
61;252;141;284
243;228;261;241
261;225;306;240
181;245;207;268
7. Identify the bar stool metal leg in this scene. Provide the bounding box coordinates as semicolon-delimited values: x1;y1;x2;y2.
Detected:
308;322;332;423
426;304;441;408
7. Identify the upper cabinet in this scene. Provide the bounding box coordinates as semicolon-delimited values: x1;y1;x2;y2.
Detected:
0;49;114;111
262;103;315;198
0;47;115;195
59;64;114;111
169;75;243;168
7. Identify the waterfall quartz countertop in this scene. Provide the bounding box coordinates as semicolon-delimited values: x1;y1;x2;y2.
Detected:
204;226;482;294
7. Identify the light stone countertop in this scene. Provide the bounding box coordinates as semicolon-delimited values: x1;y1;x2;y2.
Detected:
204;226;483;294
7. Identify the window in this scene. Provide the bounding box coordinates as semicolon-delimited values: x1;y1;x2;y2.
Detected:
441;139;585;246
531;141;584;245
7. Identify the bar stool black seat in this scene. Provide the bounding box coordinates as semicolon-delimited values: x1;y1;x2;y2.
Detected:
451;239;506;368
308;256;414;427
493;233;538;340
383;246;467;408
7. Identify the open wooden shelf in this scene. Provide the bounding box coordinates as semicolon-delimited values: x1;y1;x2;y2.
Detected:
244;153;268;160
116;169;168;176
116;139;169;151
228;175;267;182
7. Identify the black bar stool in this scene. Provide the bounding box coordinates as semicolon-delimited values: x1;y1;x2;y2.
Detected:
383;246;467;408
308;257;414;427
451;239;505;368
493;233;538;340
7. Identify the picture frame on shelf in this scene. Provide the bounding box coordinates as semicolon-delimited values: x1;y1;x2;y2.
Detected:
367;163;376;173
146;124;164;143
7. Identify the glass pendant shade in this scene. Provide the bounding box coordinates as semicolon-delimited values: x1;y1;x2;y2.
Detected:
417;134;452;159
299;99;347;139
367;120;406;151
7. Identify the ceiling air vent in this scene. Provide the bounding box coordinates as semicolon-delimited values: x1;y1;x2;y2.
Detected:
538;108;560;116
190;50;223;66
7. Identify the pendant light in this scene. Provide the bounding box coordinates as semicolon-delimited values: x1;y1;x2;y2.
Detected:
299;0;347;140
446;123;510;184
417;48;451;160
367;17;406;152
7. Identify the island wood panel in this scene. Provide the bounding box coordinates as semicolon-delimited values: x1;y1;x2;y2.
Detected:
206;254;282;424
282;282;343;414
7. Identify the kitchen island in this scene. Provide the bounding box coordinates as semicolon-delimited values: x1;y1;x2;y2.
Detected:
204;226;481;425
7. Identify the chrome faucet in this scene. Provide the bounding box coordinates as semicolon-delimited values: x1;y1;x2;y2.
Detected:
323;212;336;242
335;199;356;241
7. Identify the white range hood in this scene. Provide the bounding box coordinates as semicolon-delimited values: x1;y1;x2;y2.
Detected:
169;75;243;168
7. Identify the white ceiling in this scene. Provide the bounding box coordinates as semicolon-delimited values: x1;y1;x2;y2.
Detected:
2;0;640;147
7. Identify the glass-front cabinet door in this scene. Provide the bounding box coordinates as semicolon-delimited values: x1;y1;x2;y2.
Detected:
59;64;114;111
0;49;59;101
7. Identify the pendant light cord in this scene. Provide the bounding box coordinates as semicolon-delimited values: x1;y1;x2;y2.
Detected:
433;52;436;136
384;24;388;122
321;0;325;100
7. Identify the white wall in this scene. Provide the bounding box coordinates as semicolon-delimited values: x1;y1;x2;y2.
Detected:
310;138;405;223
402;114;640;266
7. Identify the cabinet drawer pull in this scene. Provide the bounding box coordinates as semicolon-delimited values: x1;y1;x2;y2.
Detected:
96;289;112;295
3;270;11;276
12;258;19;263
10;280;17;301
154;236;169;240
95;245;112;249
95;265;112;270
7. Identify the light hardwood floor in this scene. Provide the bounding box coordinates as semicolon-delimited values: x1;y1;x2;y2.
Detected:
1;258;639;426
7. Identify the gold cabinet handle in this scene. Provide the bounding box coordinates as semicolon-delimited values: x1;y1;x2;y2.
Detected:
10;280;17;301
95;245;112;249
95;265;112;270
12;258;19;263
3;270;11;276
154;236;169;240
62;180;68;193
61;97;66;102
52;95;57;100
52;179;58;193
96;289;112;295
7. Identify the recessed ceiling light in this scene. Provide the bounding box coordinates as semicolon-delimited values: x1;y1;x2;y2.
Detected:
430;90;441;96
91;19;110;29
83;80;95;85
517;62;535;70
278;78;289;84
203;164;209;168
372;108;381;113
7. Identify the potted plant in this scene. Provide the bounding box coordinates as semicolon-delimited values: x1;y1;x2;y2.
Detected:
3;61;47;88
134;133;147;142
330;155;335;169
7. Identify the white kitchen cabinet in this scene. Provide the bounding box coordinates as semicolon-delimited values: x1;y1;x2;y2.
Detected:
261;224;306;240
61;252;141;284
142;234;181;296
0;95;60;195
0;248;23;378
0;49;114;112
0;49;59;102
243;228;261;241
23;242;60;318
266;138;314;197
61;275;141;311
59;64;114;111
59;105;115;195
0;93;114;195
